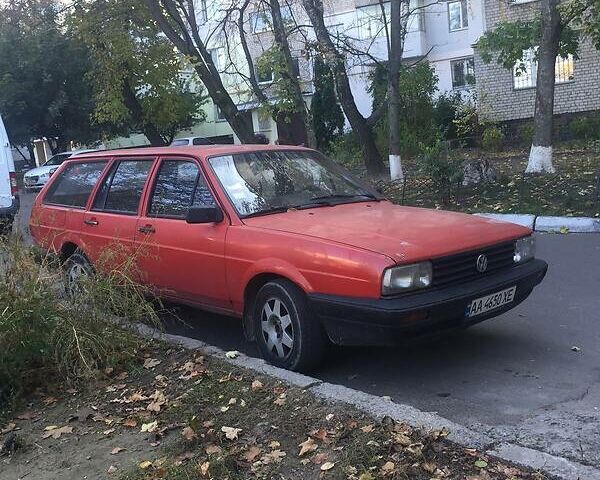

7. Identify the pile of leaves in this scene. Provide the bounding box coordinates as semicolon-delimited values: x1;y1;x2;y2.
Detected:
1;346;551;480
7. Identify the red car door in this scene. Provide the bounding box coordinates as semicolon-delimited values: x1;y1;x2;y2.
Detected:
79;158;155;270
134;157;230;311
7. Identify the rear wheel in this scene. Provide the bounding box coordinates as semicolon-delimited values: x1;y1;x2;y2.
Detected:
253;279;325;372
64;251;93;295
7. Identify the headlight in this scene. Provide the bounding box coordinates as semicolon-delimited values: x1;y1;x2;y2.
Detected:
49;167;58;176
382;261;432;295
514;236;535;263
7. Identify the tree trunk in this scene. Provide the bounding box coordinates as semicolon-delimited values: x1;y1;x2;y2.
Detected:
145;0;256;144
388;0;404;181
526;0;562;174
301;0;384;175
122;79;168;146
269;0;316;148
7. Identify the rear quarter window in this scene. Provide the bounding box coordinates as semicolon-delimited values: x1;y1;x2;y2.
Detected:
44;161;108;208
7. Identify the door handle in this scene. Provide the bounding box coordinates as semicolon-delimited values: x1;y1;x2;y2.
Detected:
138;225;155;234
84;219;99;226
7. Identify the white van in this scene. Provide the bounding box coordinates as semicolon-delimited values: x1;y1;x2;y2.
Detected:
0;114;19;232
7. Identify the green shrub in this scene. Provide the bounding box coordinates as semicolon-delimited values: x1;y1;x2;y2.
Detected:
0;237;161;409
518;122;535;144
327;133;363;171
417;142;463;195
482;126;504;152
569;114;600;141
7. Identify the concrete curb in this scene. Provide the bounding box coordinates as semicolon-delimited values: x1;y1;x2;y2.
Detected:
475;213;600;233
135;323;600;480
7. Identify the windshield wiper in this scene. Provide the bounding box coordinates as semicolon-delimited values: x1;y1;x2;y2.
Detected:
309;193;379;202
242;206;291;219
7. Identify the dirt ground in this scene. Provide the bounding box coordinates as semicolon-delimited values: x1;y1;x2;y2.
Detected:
1;346;552;480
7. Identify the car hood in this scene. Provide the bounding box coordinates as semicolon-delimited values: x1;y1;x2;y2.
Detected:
24;165;55;177
242;201;531;263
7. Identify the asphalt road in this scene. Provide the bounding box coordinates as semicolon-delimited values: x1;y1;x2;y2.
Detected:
16;191;600;468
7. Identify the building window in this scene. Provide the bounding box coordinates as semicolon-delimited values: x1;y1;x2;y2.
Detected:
257;112;271;132
198;0;208;23
451;57;475;88
255;64;274;84
209;47;224;70
215;105;227;122
448;0;468;31
356;4;389;39
513;48;574;89
250;11;270;33
291;58;300;78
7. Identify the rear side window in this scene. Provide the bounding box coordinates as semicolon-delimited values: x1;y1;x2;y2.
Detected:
93;160;153;214
44;161;107;208
148;160;215;218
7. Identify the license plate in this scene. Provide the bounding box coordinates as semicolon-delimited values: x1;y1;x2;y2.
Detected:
466;286;516;318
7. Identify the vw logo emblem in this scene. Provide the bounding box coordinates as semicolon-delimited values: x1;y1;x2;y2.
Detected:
476;254;488;273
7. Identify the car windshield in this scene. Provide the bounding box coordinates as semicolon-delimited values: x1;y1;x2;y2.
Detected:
44;153;72;166
209;150;379;217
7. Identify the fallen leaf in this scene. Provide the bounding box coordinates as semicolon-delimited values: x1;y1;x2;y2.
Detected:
381;461;395;473
422;461;437;473
143;358;161;369
261;449;286;464
321;461;335;471
225;350;239;359
122;418;137;428
1;423;17;434
474;459;488;468
325;413;334;421
298;437;318;456
147;390;167;412
182;426;198;441
221;426;242;440
42;425;73;439
360;424;375;433
111;447;126;455
311;428;328;442
243;445;261;462
198;461;210;476
103;428;115;436
174;451;194;465
107;465;118;474
139;460;153;470
251;380;263;391
313;452;328;464
141;421;159;433
205;444;222;455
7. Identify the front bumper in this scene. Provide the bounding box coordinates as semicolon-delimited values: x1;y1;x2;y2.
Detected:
309;259;548;346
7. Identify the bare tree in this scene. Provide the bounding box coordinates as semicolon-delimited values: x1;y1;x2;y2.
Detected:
145;0;256;143
301;0;385;176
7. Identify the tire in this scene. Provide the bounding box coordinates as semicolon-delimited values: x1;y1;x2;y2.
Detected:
253;279;326;372
64;251;93;295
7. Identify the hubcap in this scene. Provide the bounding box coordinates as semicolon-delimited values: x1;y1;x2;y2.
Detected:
67;262;89;293
261;297;294;359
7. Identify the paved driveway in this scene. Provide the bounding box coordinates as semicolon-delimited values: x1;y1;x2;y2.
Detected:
16;191;600;468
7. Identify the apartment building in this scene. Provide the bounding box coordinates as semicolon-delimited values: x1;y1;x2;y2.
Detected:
474;0;600;123
180;0;485;144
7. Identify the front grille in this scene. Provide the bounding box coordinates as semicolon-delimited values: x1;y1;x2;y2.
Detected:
432;241;516;287
25;176;39;184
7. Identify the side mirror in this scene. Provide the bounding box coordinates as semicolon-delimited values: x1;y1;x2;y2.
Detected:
185;206;224;224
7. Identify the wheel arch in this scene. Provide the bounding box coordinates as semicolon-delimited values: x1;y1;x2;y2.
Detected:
241;269;310;342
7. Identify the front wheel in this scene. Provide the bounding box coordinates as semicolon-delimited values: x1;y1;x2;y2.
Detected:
253;279;325;372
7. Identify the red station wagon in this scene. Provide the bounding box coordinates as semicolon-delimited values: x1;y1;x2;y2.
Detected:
30;146;548;371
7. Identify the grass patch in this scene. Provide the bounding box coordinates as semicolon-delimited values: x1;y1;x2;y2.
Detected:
380;147;600;216
0;235;161;414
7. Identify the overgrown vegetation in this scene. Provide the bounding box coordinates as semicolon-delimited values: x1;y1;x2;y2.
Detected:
0;236;160;412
